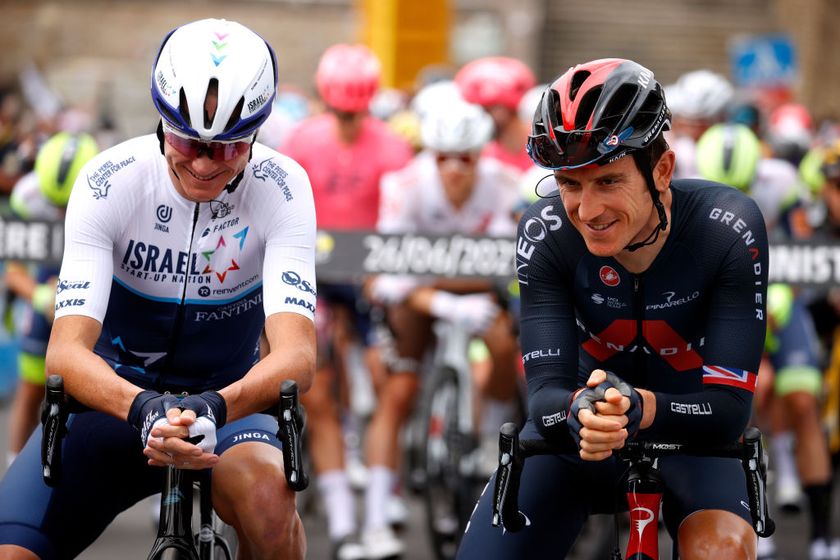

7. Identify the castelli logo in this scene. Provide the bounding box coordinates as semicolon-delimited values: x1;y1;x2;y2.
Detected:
599;265;620;287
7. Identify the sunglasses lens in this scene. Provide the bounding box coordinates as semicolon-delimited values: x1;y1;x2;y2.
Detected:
436;153;475;165
527;129;614;170
164;132;251;161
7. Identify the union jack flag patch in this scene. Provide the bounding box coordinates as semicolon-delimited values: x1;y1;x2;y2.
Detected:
702;365;757;392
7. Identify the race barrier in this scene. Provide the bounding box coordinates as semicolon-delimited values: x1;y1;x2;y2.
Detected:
1;218;837;288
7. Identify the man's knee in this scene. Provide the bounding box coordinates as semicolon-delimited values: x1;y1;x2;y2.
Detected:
0;545;41;560
212;443;296;528
678;510;756;560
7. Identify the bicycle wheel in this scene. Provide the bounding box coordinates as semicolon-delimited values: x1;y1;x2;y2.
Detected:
420;365;480;560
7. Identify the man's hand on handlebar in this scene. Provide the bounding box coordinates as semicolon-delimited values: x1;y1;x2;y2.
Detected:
569;369;644;461
144;407;220;470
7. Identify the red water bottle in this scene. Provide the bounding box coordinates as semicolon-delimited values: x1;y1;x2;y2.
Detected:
625;461;663;560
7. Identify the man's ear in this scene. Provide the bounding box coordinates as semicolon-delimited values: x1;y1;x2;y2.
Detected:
654;149;676;193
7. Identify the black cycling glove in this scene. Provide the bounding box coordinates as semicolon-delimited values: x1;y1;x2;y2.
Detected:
178;391;227;428
567;371;644;448
127;390;181;447
128;390;227;448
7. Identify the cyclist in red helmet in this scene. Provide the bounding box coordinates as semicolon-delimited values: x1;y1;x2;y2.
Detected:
279;43;413;560
457;58;767;559
455;56;536;172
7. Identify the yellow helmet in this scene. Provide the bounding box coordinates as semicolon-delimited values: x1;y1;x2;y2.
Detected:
35;132;99;207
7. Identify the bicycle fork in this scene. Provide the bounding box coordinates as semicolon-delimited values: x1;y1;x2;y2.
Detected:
624;459;663;560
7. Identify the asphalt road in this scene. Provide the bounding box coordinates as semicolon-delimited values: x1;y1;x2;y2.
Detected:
0;396;832;559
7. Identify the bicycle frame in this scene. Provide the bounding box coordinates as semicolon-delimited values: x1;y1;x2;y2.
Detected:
491;422;775;560
430;320;475;441
147;466;200;559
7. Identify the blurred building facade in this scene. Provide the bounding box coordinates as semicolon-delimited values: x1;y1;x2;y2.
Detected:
0;0;835;138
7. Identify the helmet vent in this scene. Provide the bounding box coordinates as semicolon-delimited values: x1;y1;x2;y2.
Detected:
598;83;639;131
575;86;602;130
204;79;219;129
632;91;663;136
224;97;245;134
569;71;590;101
178;88;192;128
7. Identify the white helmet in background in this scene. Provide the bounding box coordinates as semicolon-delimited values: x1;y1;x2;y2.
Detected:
421;101;493;153
410;80;464;122
668;69;733;121
151;19;277;141
517;84;548;124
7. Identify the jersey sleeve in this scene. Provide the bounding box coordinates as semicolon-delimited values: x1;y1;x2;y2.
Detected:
54;160;118;323
262;157;317;321
646;192;769;443
517;201;579;448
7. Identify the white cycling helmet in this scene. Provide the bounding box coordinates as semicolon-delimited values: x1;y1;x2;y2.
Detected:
517;84;548;124
421;101;493;153
410;80;464;122
668;69;733;121
151;19;278;141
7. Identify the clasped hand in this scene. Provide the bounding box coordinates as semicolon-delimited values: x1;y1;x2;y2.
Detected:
570;369;634;462
143;407;220;470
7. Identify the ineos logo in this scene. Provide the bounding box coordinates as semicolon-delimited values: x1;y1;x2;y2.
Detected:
522;205;563;243
156;205;172;223
523;217;548;242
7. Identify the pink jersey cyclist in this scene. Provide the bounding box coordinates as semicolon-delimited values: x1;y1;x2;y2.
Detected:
280;115;412;230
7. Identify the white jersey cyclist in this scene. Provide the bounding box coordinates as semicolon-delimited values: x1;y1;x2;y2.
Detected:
378;151;518;236
55;134;316;392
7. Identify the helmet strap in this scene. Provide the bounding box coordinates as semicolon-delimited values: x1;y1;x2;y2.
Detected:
626;150;669;253
156;121;166;155
224;141;256;194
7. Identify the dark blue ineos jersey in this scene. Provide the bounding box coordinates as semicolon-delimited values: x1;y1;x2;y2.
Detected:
517;178;769;445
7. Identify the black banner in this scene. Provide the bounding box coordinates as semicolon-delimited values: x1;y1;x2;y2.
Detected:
2;218;838;288
0;219;64;264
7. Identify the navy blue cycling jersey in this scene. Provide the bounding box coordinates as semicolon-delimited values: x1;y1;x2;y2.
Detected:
517;178;769;446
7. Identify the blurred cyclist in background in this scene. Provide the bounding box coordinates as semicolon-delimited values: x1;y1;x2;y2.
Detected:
665;69;734;180
455;56;537;172
4;132;98;465
364;99;521;558
279;43;413;560
695;122;838;560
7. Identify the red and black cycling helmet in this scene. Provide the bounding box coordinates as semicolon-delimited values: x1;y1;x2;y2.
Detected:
527;58;671;170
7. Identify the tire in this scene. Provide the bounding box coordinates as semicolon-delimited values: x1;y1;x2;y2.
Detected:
420;366;481;560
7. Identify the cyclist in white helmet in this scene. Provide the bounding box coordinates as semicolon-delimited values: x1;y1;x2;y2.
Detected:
666;69;734;180
363;100;522;558
0;19;315;559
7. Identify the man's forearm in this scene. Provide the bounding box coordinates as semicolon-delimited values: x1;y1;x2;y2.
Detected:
46;342;143;420
219;346;314;423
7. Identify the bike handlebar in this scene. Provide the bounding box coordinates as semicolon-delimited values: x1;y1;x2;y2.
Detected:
40;376;310;493
490;423;775;537
277;379;309;492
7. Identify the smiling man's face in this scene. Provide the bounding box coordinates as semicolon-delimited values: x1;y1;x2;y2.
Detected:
163;88;250;202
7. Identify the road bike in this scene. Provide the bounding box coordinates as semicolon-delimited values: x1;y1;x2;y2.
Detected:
491;422;775;560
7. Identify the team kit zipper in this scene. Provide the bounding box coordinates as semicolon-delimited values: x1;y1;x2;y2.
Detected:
157;203;201;390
